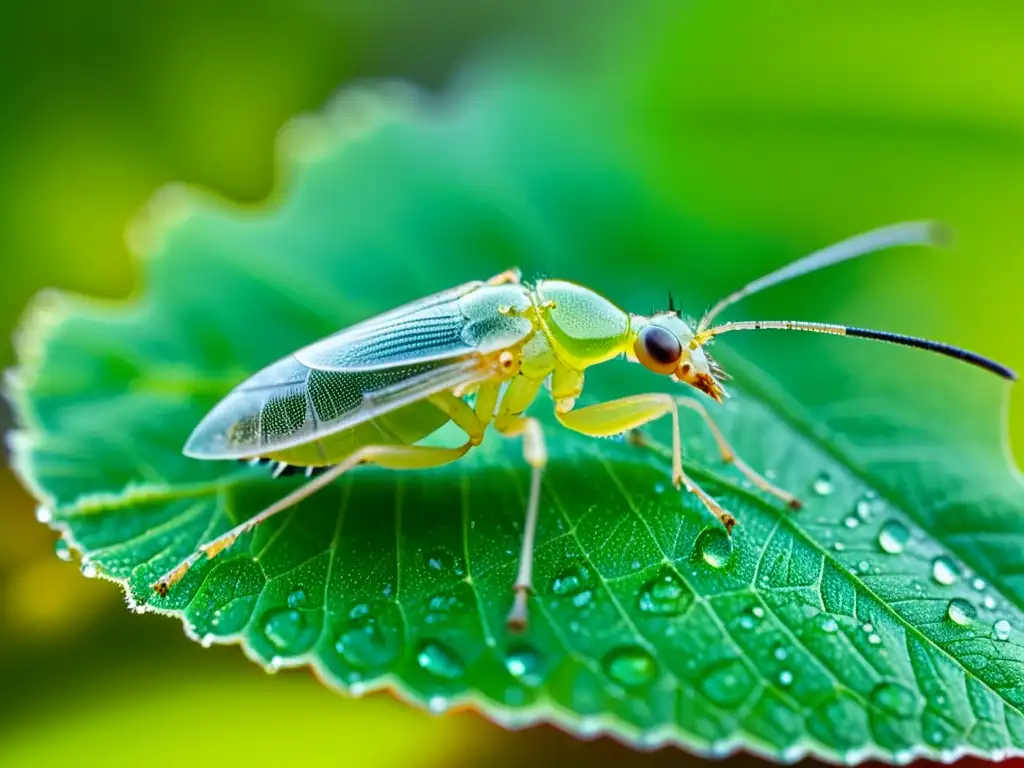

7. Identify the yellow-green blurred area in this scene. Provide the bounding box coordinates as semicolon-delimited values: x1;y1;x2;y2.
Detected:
1;1;1022;766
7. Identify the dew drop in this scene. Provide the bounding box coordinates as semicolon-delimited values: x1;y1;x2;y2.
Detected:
752;606;765;618
931;556;959;586
983;595;997;611
972;577;987;591
843;516;860;529
54;537;72;562
654;482;665;495
812;472;834;496
857;560;870;574
551;564;594;597
80;561;97;578
571;590;594;609
286;587;308;609
870;682;920;719
35;505;54;524
877;520;910;554
334;601;403;670
603;645;658;688
505;645;542;686
778;670;793;686
833;542;846;552
636;567;693;617
821;617;839;634
427;695;449;713
868;633;882;645
773;646;788;661
855;497;873;521
262;607;317;655
699;658;755;707
425;591;467;624
416;640;465;681
694;528;733;569
862;622;874;633
947;598;976;626
994;620;1012;641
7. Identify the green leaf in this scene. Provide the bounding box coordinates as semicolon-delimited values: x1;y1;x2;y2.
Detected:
10;68;1024;763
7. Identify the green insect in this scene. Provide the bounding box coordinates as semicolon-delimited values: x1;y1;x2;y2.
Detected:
154;222;1016;629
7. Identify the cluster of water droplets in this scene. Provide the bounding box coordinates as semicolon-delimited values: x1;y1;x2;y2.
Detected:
815;470;1015;645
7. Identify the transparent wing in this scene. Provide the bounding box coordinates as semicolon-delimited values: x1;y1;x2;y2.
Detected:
184;280;533;459
295;280;524;371
183;354;493;460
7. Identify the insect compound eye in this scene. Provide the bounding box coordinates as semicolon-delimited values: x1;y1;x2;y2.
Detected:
635;325;683;374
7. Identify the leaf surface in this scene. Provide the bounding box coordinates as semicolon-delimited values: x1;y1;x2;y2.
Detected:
10;70;1024;763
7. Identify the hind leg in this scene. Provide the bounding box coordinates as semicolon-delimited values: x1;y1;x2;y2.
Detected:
153;440;474;596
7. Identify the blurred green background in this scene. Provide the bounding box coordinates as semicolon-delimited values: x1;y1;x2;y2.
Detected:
2;1;1022;766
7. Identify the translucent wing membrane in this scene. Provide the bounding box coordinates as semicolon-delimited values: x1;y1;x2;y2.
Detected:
183;356;490;459
296;280;527;371
184;281;533;459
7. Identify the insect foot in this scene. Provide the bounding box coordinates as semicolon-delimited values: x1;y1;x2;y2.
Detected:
506;587;531;632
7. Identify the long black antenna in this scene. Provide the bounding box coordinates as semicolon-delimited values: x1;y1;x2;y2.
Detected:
694;319;1017;381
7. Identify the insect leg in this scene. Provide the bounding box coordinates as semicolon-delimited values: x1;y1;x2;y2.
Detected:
675;397;801;509
493;413;547;631
486;268;522;286
556;394;737;532
151;441;474;597
428;390;489;443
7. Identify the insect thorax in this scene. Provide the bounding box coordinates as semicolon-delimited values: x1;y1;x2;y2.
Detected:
532;279;631;369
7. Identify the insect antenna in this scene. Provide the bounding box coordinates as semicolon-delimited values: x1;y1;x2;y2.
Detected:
698;221;946;331
695;319;1017;381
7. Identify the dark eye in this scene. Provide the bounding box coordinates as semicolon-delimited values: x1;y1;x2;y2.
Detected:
634;325;682;374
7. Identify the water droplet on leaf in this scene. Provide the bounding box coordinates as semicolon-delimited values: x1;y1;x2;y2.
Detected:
80;561;97;578
877;520;909;554
603;645;657;688
994;619;1012;641
812;472;834;496
36;505;53;524
287;587;308;609
947;598;976;626
551;564;594;597
855;496;873;521
262;608;317;655
425;591;467;624
505;644;542;686
870;682;919;718
416;640;464;681
334;601;403;670
931;556;958;586
972;577;987;591
778;670;793;686
636;567;693;616
694;528;733;569
54;537;72;562
427;695;449;713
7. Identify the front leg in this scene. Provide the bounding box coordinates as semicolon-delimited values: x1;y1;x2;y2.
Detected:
556;394;736;532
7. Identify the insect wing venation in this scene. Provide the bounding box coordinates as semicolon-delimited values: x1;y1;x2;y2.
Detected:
183;280;533;460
